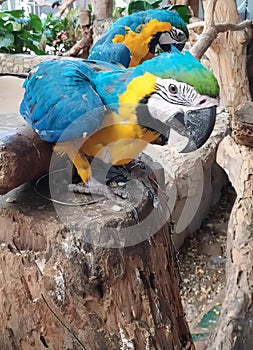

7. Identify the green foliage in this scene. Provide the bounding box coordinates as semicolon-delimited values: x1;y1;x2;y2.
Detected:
0;9;81;55
41;9;81;54
0;9;45;54
114;1;191;25
128;0;162;14
163;4;191;24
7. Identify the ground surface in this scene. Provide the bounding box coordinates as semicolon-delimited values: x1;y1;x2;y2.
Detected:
177;185;236;347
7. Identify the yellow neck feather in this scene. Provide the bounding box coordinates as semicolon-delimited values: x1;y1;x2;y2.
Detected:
118;72;157;121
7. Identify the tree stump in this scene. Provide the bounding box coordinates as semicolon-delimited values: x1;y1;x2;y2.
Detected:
210;135;253;349
0;167;194;349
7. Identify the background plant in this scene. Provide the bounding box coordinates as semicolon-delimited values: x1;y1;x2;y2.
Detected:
0;9;45;54
0;8;82;55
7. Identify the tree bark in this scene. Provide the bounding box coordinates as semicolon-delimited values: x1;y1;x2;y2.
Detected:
0;127;54;195
210;135;253;349
189;0;199;17
91;0;113;21
0;172;195;349
232;101;253;147
202;0;251;109
63;10;93;58
91;0;114;44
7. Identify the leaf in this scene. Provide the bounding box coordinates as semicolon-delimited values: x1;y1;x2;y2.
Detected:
1;9;25;18
0;12;7;19
25;39;45;55
128;1;153;14
12;22;22;32
128;0;163;14
29;13;42;32
0;33;14;48
166;5;191;24
145;0;162;6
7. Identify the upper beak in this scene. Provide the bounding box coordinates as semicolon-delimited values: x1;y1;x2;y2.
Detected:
167;106;217;152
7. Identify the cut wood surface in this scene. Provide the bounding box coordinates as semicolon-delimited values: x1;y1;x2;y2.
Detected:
0;177;195;349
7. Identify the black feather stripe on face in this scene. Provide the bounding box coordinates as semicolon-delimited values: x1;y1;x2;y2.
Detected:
148;33;162;54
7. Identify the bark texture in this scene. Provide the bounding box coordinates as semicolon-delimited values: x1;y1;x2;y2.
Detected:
91;0;113;21
0;127;53;194
203;0;251;109
63;10;93;58
91;0;114;44
0;178;195;349
232;101;253;147
209;136;253;349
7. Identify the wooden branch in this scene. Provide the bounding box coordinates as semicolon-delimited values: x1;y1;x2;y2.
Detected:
189;0;252;60
188;19;252;31
216;20;252;32
204;0;217;29
58;0;76;16
190;27;217;60
62;29;93;57
0;127;53;195
33;0;52;7
187;21;205;30
63;12;93;58
190;19;252;59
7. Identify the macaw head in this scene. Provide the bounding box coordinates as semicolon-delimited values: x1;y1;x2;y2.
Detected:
145;9;189;54
117;50;219;152
149;27;188;54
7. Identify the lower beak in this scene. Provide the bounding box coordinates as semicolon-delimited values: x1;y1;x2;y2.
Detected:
159;43;185;52
167;106;217;153
159;43;171;52
174;43;185;51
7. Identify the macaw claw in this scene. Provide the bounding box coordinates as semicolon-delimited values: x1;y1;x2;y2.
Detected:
68;160;162;223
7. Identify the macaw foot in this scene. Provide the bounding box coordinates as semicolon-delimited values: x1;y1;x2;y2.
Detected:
69;159;161;222
106;159;161;209
69;177;141;222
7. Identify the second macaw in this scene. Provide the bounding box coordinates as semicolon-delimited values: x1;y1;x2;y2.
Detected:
88;9;189;68
20;50;219;187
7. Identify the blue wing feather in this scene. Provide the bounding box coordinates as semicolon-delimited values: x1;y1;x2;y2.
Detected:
88;27;131;68
20;59;120;142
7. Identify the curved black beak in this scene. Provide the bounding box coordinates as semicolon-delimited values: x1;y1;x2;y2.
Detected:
167;106;217;152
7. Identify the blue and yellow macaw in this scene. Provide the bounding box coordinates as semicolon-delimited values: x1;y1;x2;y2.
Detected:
20;50;219;186
88;9;189;67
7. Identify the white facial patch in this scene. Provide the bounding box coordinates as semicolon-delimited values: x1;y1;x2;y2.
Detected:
146;77;218;125
159;28;187;45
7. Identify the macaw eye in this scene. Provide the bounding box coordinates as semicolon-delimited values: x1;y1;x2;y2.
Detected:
169;84;178;94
